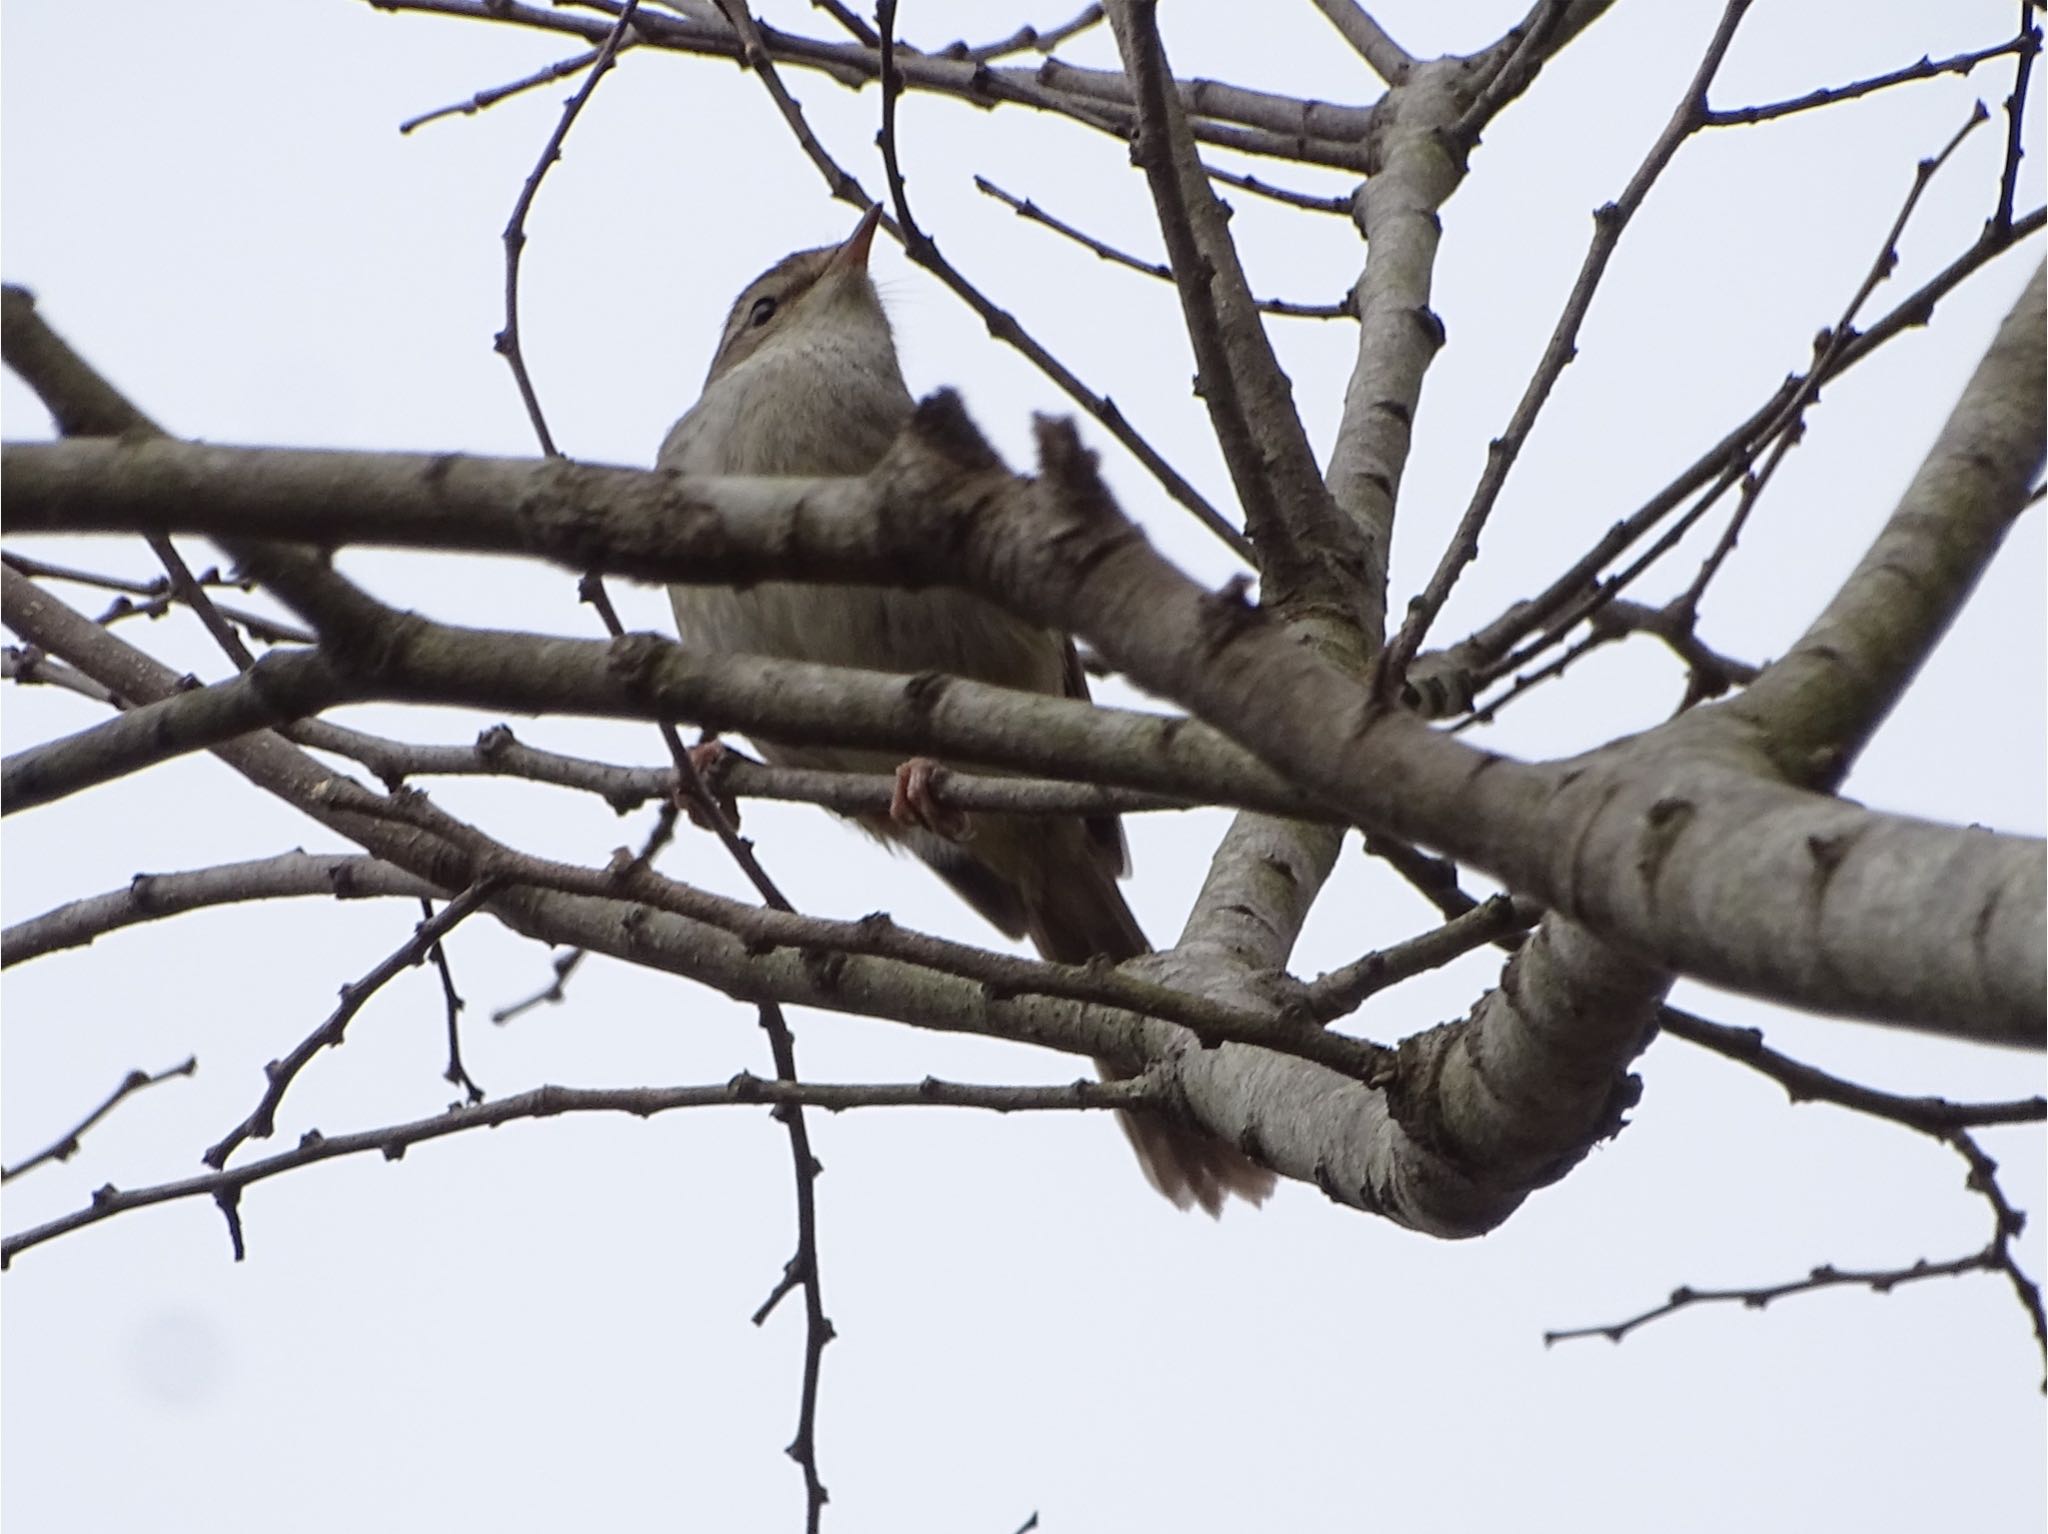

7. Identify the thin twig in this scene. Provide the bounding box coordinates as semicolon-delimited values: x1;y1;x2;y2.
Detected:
2;1074;1158;1267
1995;8;2042;232
491;799;678;1023
1304;895;1536;1021
1200;161;1354;214
752;1002;832;1533
1671;104;1990;616
375;0;1378;169
202;883;497;1171
350;783;1393;1080
400;45;609;134
579;470;813;1523
495;1;641;457
6;643;122;707
1547;1126;2043;1375
1951;1127;2048;1374
1378;0;1753;701
419;896;484;1101
1660;1007;2046;1132
0;551;308;649
141;535;258;671
300;720;1198;823
1457;108;2002;727
972;175;1348;318
1704;34;2030;126
1451;0;1573;142
1426;203;2046;710
577;572;794;911
1;1058;198;1183
1544;1249;2002;1346
91;587;314;647
935;3;1103;63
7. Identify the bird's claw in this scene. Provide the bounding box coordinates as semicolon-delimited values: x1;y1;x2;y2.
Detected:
676;739;740;831
890;757;972;840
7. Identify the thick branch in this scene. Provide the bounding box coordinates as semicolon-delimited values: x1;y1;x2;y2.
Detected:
1106;0;1364;629
8;415;2040;1040
1729;265;2047;786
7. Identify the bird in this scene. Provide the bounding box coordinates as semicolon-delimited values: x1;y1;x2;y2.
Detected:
659;205;1275;1216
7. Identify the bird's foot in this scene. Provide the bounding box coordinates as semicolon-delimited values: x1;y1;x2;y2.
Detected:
675;739;740;831
890;757;972;840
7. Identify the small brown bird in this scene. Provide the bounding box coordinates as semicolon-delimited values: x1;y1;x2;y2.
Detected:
660;206;1273;1215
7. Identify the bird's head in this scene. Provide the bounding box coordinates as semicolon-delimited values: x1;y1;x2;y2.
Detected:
704;204;890;385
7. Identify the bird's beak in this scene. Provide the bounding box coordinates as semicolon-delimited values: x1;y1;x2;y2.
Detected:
832;204;883;273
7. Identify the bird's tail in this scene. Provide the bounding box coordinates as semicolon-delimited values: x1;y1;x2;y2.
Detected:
1029;868;1277;1218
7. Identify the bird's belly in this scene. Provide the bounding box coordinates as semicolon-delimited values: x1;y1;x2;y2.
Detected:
668;581;1063;772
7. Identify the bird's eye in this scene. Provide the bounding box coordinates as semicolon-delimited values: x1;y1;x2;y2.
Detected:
748;295;778;328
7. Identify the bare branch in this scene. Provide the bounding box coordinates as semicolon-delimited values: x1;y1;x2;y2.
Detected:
1378;0;1752;699
203;882;498;1170
1661;1008;2046;1133
1547;1127;2042;1371
1200;161;1352;214
427;0;1381;163
494;1;640;457
1997;14;2042;231
297;719;1198;823
490;800;675;1022
1730;263;2045;789
752;1000;831;1534
577;568;797;911
7;412;2040;1040
0;636;358;813
1308;0;1412;84
5;642;121;708
2;1073;1159;1266
1546;1249;2007;1347
419;896;484;1101
399;45;609;135
971;174;1349;318
1670;105;1993;625
1704;33;2031;127
3;852;439;966
1421;205;2046;710
1304;895;1537;1022
1;1058;198;1183
1108;0;1363;619
934;3;1103;64
1320;3;1614;649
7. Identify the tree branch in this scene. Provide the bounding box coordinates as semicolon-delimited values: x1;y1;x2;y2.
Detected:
8;412;2040;1041
1107;0;1365;627
1308;0;1412;84
1378;0;1751;698
1729;264;2046;788
3;851;440;966
2;1073;1160;1266
1;1058;198;1183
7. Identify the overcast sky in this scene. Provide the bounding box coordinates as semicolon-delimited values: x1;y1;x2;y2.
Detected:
3;3;2043;1531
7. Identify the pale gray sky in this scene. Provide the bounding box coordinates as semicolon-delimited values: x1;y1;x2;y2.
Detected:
4;3;2042;1530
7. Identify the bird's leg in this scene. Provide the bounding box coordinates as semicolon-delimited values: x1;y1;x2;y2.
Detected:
890;757;972;840
675;738;741;831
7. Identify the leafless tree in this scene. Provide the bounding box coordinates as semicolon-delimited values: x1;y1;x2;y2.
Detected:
4;4;2042;1526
